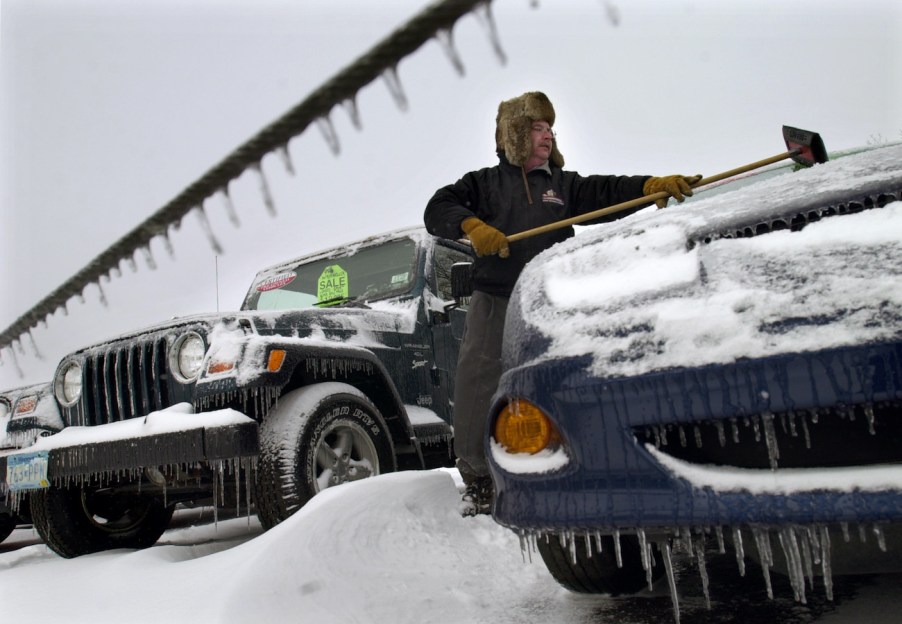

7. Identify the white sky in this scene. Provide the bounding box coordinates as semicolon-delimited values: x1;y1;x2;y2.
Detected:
1;0;901;388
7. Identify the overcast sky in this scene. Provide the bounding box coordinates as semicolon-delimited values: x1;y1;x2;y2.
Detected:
1;0;900;388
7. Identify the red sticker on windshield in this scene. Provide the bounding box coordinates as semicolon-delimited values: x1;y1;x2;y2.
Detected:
256;272;297;292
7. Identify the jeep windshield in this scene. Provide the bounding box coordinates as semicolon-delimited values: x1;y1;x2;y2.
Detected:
242;237;418;311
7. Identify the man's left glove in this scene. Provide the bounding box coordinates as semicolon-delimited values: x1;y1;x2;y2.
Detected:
643;174;703;208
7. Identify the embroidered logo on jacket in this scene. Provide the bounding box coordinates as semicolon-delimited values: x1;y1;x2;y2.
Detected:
541;189;564;206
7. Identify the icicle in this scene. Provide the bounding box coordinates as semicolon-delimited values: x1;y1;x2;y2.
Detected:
26;331;43;360
873;524;887;552
694;541;711;609
715;526;726;554
761;412;780;470
126;255;138;273
96;280;108;307
474;1;507;65
777;528;807;604
140;245;157;270
858;523;868;543
613;529;623;568
316;116;341;156
864;403;876;435
603;0;621;26
715;420;726;447
381;66;408;112
730;418;740;443
801;415;812;449
194;206;223;255
518;532;529;563
662;541;681;624
678;425;687;447
693;425;703;448
435;28;465;76
819;525;834;601
752;527;774;599
841;522;851;542
161;229;176;258
638;529;654;591
219;187;241;227
732;526;746;576
342;97;362;130
251;163;277;216
277;144;296;176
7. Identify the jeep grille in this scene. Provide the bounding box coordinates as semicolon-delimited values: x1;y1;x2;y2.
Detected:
76;339;170;426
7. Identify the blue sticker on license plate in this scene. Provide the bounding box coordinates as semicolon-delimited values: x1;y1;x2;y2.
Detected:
7;451;50;491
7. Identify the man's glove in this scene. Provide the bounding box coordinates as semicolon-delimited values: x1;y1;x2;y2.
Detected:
643;174;703;208
461;217;510;258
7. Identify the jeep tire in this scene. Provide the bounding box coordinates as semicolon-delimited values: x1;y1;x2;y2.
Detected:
29;483;175;558
254;382;395;530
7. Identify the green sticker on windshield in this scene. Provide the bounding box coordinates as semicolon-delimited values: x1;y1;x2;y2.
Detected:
317;264;349;304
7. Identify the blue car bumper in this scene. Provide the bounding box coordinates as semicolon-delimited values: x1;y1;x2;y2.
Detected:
488;340;902;533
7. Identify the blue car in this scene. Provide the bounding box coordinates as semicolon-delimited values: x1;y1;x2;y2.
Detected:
487;142;902;611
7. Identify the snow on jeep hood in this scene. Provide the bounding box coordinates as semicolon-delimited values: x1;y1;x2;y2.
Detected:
508;143;902;379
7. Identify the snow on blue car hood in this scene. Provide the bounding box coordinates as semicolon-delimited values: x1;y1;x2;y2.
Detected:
506;143;902;379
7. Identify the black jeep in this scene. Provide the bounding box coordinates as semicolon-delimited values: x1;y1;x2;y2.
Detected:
1;227;472;557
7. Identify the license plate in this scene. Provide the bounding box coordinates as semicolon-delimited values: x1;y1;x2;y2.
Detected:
7;451;50;491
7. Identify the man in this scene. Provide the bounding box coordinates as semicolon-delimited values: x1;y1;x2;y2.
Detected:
424;91;700;516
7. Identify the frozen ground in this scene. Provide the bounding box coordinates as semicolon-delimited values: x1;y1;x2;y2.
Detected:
1;469;899;624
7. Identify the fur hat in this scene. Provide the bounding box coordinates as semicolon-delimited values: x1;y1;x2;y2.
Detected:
495;91;564;168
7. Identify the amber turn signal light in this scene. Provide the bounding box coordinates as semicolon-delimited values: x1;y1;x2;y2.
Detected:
494;399;561;454
267;349;286;372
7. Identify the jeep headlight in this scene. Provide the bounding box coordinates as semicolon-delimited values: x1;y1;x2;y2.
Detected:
55;361;83;406
170;332;206;382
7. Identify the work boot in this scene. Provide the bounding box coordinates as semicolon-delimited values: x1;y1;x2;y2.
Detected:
459;476;494;517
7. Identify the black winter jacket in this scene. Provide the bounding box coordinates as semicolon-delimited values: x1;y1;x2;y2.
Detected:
424;154;651;297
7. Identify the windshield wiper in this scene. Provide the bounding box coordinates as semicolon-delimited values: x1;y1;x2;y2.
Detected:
313;296;371;309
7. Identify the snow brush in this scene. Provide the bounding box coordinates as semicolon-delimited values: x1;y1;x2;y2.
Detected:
505;125;828;245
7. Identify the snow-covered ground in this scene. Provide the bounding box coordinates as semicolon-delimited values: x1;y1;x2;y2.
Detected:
2;469;899;623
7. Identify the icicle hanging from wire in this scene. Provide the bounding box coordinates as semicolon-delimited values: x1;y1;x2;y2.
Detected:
474;2;507;65
219;187;241;227
26;330;43;360
194;205;224;255
277;144;296;176
316;116;341;156
342;97;362;130
435;28;465;76
160;228;176;259
602;1;621;26
96;278;109;308
140;245;157;271
251;162;277;217
382;66;409;111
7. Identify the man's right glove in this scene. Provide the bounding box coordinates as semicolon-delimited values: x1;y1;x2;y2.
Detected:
643;174;703;208
461;217;510;258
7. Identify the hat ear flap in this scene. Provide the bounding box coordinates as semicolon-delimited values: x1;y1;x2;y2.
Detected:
550;143;565;168
504;116;534;167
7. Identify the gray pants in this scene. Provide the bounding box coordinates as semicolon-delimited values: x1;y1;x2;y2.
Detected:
453;290;509;483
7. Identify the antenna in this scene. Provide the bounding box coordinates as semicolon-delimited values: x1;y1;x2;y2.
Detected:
215;255;220;313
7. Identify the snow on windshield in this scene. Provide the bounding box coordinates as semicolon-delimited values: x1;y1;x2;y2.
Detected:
513;144;902;379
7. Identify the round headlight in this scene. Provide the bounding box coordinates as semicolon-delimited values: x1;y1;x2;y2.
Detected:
171;332;206;382
55;361;83;406
494;399;561;455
